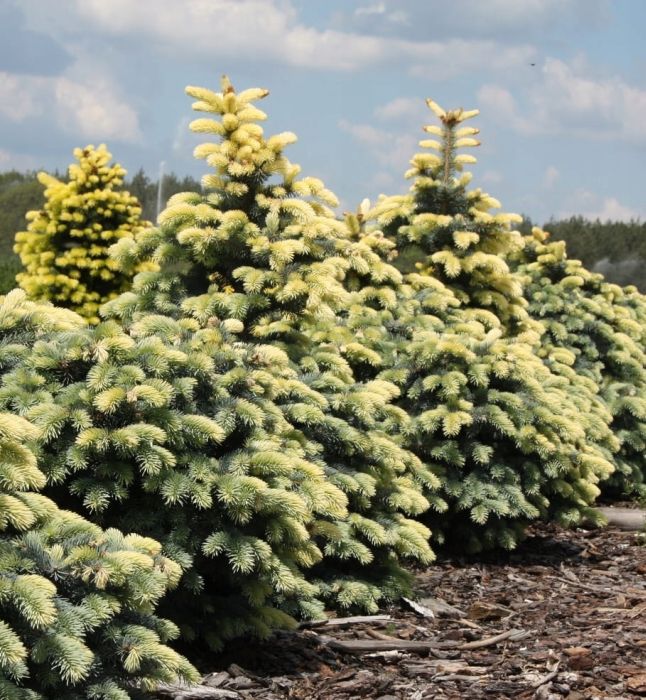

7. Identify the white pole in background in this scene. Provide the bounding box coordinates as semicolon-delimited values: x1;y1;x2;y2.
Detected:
156;160;166;220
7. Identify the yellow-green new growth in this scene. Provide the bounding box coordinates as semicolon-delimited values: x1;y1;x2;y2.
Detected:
355;99;617;549
371;98;531;337
417;100;481;185
14;145;152;324
186;76;338;211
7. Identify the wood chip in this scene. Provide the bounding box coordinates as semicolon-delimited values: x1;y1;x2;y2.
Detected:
156;685;240;699
402;597;435;619
626;673;646;694
416;596;465;619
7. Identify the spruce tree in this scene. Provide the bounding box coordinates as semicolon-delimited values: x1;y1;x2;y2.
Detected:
514;228;645;498
2;313;350;649
368;101;534;339
361;100;616;549
14;146;151;324
100;76;435;611
334;201;462;384
0;290;196;699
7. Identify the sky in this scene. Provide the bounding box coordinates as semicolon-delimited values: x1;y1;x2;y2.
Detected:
1;0;645;224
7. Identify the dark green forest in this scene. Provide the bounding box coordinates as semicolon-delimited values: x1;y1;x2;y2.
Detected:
0;169;644;293
522;214;646;290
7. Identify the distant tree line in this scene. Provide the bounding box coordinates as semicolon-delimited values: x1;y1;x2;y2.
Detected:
126;168;203;222
0;171;45;292
522;215;646;290
0;168;202;293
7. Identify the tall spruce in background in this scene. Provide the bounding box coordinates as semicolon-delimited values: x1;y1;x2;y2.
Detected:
104;76;435;610
0;291;196;699
368;101;532;339
14;145;152;324
364;101;616;549
514;228;645;498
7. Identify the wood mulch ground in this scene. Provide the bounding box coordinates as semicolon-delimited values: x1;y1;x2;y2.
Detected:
159;522;646;700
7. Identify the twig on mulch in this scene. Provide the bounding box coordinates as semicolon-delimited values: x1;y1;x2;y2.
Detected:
548;574;646;599
402;596;435;619
299;614;393;629
531;663;561;689
313;627;530;655
434;674;489;683
312;634;459;654
156;685;239;699
457;628;531;650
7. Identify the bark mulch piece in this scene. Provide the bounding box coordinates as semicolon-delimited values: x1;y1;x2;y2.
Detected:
158;523;646;700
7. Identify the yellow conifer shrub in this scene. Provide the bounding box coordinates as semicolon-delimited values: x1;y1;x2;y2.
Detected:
14;145;152;323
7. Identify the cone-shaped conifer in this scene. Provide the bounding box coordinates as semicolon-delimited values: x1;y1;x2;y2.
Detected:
14;145;151;324
102;76;435;609
368;101;535;339
362;101;616;549
0;290;196;698
514;228;645;498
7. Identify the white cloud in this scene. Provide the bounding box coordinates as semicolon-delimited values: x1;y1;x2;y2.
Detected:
172;116;194;154
408;41;535;80
65;0;534;76
0;70;140;143
478;58;646;142
338;119;417;171
582;197;642;222
374;97;426;122
354;2;408;24
482;170;503;185
70;0;382;71
448;0;606;34
477;85;531;133
542;165;559;189
55;78;140;142
343;0;608;42
0;148;38;170
368;170;398;191
559;189;643;221
337;116;427;200
0;72;42;120
355;2;387;17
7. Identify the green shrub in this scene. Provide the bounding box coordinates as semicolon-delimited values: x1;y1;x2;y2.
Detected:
3;314;352;648
513;228;646;498
0;291;196;698
100;76;435;612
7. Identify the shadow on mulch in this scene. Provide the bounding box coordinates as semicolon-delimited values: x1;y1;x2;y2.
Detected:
414;522;595;576
182;525;593;677
192;630;344;677
440;529;588;568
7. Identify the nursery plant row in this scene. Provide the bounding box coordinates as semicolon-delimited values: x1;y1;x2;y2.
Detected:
1;76;644;698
